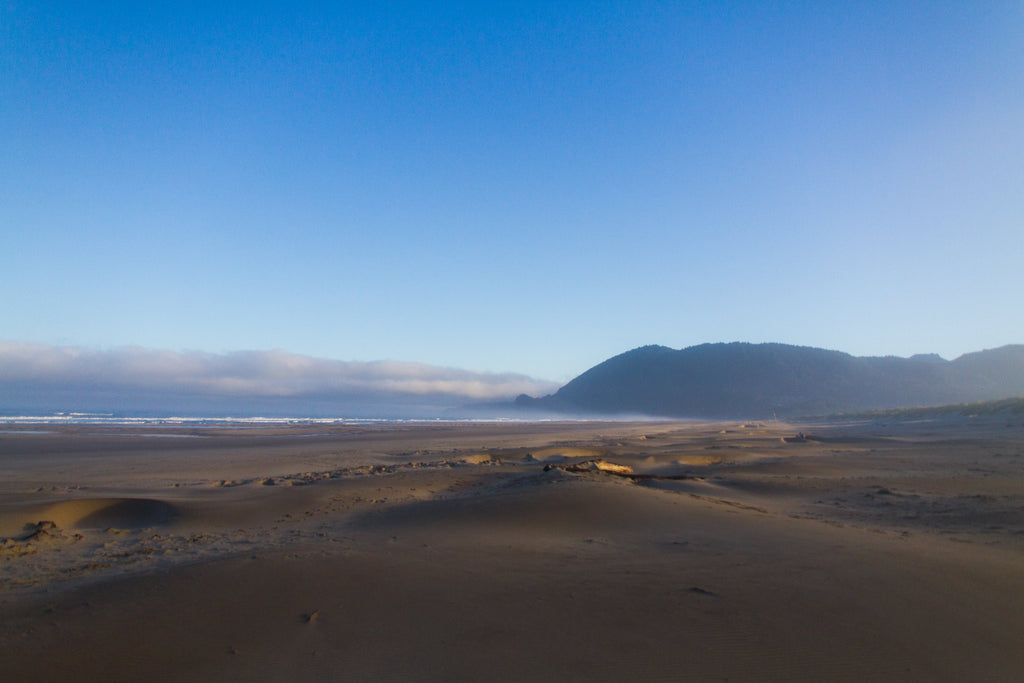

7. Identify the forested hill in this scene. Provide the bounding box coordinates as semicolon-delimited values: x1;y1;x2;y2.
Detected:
516;343;1024;419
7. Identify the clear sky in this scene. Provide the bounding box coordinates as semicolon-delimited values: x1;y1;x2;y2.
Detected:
3;1;1022;384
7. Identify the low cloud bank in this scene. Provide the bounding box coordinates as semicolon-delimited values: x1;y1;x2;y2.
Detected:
0;342;558;417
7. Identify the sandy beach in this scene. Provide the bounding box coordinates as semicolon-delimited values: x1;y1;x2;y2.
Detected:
2;417;1023;681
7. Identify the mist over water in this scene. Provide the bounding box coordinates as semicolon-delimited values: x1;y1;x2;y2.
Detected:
0;413;542;426
0;342;560;421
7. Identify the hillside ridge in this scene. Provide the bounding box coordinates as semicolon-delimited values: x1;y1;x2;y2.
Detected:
518;342;1024;418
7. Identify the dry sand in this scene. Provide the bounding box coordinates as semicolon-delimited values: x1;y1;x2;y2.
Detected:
1;417;1023;681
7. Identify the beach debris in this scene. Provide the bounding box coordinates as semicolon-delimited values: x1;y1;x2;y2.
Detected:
542;459;634;475
16;520;61;541
782;432;815;443
568;460;634;475
2;521;87;559
460;454;497;465
543;460;704;482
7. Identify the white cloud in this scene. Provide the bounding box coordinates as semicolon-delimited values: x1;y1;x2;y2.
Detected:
0;341;558;401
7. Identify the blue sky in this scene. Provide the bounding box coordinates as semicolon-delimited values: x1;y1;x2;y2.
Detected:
3;1;1022;384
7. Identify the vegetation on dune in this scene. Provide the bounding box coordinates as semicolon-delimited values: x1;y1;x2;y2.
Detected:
837;397;1024;419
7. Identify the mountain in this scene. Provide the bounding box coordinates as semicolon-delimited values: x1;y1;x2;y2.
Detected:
517;343;1024;419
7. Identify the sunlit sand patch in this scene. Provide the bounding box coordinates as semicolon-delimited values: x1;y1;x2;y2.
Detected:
673;454;727;466
529;447;604;462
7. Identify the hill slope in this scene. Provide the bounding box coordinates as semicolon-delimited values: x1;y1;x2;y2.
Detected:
519;343;1024;418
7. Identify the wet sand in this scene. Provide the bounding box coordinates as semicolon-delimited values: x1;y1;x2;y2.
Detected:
2;417;1023;681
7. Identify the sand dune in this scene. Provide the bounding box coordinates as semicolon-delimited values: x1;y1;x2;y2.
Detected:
0;498;177;537
1;418;1023;680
